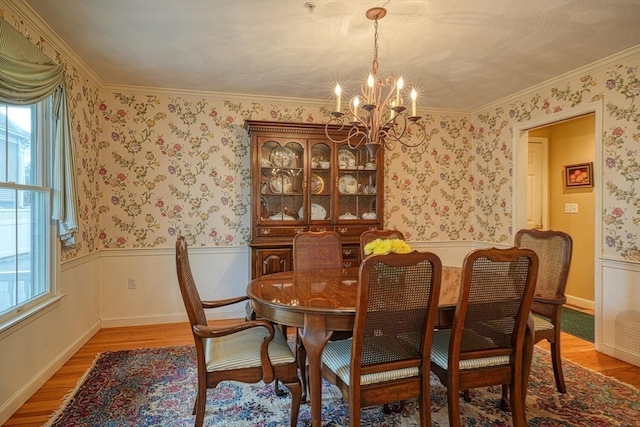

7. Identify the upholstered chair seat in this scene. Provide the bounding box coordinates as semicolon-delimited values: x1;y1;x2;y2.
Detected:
204;327;295;372
322;338;420;387
431;329;511;371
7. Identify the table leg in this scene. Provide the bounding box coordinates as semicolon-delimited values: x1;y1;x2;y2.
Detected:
299;313;333;427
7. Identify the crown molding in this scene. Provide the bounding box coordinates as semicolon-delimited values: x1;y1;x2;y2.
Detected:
3;0;104;89
104;83;469;117
472;45;640;114
103;82;335;106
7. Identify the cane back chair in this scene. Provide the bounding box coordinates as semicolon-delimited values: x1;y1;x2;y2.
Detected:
175;237;302;427
289;230;344;400
321;251;442;427
293;230;344;270
430;247;538;427
503;229;573;398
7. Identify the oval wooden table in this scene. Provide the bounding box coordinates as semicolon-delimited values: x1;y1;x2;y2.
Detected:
247;268;358;427
247;266;535;426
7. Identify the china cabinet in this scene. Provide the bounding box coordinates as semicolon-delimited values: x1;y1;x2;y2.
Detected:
245;120;384;278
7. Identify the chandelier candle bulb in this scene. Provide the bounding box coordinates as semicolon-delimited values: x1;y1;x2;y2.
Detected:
335;84;341;112
353;96;360;121
411;89;417;116
396;77;404;106
367;74;375;103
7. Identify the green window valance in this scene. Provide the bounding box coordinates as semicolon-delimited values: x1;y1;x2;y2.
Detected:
0;17;78;247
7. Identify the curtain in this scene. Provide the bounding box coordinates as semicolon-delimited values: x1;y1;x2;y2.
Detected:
0;17;78;247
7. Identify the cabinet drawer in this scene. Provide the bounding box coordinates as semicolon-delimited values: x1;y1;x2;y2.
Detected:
342;244;360;269
342;245;359;261
309;225;332;232
256;226;307;237
334;224;377;237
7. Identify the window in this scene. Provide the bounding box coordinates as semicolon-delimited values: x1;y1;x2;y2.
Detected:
0;102;52;323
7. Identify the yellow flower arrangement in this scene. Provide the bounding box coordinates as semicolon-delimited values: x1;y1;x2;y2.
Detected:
363;238;412;256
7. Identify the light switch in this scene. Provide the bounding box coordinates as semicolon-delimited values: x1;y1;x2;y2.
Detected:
564;203;578;214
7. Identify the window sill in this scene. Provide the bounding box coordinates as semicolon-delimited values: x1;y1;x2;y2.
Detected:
0;294;66;340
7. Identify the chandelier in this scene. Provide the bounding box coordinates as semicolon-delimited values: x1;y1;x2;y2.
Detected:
325;7;427;158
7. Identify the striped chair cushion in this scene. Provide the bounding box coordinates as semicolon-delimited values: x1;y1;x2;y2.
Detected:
204;326;295;372
430;329;511;370
533;314;554;331
322;338;419;386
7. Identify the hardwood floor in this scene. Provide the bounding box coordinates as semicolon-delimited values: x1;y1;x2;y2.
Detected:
4;320;639;426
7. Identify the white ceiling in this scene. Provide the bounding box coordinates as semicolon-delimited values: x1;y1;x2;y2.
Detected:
22;0;640;110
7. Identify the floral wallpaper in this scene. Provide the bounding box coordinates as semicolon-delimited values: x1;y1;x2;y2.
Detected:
3;4;638;262
96;95;324;249
472;58;639;260
384;114;475;242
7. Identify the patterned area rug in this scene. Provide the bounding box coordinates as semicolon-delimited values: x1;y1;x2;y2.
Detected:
45;345;639;427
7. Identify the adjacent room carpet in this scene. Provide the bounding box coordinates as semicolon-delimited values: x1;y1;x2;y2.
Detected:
45;345;638;427
561;306;595;342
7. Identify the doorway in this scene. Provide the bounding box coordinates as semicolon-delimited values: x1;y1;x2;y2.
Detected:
527;116;595;310
513;101;602;349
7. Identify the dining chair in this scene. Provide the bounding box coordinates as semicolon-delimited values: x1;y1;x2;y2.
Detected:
290;230;344;400
321;250;442;427
293;230;343;270
175;237;302;427
360;229;406;260
430;247;538;427
497;228;573;405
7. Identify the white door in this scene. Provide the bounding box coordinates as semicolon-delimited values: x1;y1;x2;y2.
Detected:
526;138;547;230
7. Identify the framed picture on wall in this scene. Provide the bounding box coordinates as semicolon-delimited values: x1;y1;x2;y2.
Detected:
564;162;593;187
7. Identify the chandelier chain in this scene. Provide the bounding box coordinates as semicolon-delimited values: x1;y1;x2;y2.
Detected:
372;18;379;78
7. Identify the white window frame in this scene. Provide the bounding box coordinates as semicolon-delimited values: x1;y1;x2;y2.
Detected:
0;100;60;332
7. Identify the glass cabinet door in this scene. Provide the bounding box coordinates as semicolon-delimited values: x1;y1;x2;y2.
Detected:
259;138;304;223
336;144;378;222
307;140;332;222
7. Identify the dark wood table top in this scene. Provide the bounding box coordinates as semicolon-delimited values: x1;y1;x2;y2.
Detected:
246;268;359;314
247;267;457;330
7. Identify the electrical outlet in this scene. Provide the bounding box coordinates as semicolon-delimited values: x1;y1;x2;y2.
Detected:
128;277;137;289
564;203;578;214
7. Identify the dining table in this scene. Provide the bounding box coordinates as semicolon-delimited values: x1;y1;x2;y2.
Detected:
246;266;459;427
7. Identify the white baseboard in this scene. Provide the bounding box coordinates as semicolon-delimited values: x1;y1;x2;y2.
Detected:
100;308;246;328
565;295;595;311
601;343;640;367
0;320;101;425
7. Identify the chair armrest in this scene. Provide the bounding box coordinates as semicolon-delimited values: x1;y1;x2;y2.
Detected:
192;319;274;339
533;296;566;305
201;295;249;309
